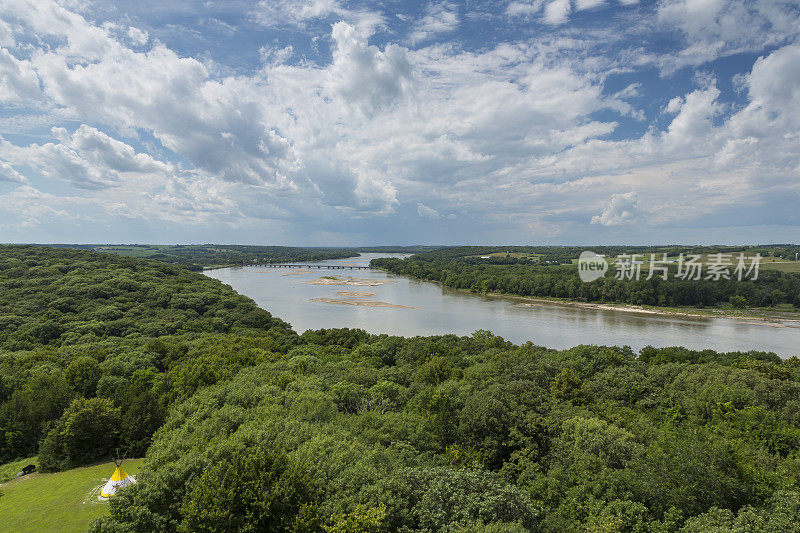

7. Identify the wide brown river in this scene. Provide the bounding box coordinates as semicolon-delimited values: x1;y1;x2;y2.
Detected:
205;254;800;358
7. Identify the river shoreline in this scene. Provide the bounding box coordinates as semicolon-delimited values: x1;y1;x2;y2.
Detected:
206;260;800;357
210;264;800;328
484;293;800;328
377;271;800;328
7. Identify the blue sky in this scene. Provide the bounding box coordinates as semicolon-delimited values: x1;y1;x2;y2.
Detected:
0;0;799;245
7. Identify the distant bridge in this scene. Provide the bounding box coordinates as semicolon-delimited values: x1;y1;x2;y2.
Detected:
255;263;371;270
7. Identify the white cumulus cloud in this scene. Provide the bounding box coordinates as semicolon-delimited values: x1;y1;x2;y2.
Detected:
0;161;26;183
417;203;441;219
591;191;639;226
544;0;571;24
409;2;459;44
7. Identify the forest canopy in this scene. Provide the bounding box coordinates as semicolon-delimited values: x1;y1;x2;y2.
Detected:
1;246;800;532
37;244;440;271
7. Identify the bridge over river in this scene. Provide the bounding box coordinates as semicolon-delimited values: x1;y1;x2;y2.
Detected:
256;263;371;270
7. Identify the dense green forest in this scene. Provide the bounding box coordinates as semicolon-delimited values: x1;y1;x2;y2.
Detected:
0;245;295;467
372;248;800;309
3;246;800;531
37;244;360;271
37;244;441;271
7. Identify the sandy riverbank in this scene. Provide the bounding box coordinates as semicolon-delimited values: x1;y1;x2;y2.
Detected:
366;267;800;327
336;291;376;297
509;296;800;329
280;269;310;276
304;276;394;287
311;297;417;309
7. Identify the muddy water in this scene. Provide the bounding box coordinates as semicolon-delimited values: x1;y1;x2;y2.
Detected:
205;254;800;357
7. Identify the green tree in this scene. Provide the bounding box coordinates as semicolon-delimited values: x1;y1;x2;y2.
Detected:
379;467;540;531
38;397;121;471
550;368;586;403
65;356;102;396
324;504;386;533
729;295;748;308
181;446;321;533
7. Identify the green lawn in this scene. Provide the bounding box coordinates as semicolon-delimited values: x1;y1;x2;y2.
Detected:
92;245;163;258
601;253;800;272
469;252;542;260
0;459;142;533
760;260;800;272
0;457;39;484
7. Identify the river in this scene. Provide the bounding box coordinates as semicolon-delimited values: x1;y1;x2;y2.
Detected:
205;253;800;358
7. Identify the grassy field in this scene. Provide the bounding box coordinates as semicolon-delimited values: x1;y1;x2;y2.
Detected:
0;458;142;533
470;252;543;260
759;259;800;272
92;245;163;258
600;252;800;273
0;457;38;483
466;250;800;271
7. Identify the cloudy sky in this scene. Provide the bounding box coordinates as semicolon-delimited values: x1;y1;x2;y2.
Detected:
0;0;799;245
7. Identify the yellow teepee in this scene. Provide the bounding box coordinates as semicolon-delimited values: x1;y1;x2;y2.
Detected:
100;462;135;498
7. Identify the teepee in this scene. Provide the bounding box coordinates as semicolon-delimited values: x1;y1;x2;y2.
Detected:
100;459;135;498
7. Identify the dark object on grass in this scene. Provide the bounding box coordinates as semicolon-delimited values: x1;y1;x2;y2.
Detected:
17;464;36;477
